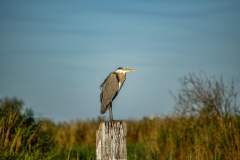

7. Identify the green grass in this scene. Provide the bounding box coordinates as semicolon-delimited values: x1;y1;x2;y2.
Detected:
1;91;240;159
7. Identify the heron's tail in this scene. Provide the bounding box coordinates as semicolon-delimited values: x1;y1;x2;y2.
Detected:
100;104;108;114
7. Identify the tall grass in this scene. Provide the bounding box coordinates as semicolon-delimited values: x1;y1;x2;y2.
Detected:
41;72;240;159
1;72;239;159
0;98;55;159
38;114;240;160
1;97;240;159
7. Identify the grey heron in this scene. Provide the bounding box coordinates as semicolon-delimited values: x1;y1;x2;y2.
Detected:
100;67;136;121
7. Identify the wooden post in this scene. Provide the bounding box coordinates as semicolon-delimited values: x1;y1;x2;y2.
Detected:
96;121;127;160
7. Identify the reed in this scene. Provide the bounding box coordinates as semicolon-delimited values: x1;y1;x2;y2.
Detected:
1;97;239;159
1;72;239;159
38;114;240;160
0;98;55;159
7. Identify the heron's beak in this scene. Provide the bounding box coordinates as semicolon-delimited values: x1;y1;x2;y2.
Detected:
125;68;136;72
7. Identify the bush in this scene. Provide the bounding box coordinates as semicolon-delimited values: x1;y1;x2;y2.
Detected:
0;97;55;159
171;71;239;118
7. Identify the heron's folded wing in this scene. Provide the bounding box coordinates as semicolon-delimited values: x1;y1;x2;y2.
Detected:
100;73;119;113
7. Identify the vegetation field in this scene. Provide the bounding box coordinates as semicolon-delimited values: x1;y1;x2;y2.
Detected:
1;72;239;159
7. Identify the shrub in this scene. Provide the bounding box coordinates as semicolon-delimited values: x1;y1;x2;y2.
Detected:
0;97;55;159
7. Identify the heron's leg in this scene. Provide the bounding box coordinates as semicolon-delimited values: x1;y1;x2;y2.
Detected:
109;103;114;121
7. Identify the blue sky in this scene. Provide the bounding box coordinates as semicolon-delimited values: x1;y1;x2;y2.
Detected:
1;1;240;122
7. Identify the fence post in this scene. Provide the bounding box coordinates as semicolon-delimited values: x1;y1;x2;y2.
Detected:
96;121;127;160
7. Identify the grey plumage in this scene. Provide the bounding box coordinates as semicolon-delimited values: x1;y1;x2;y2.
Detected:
100;67;135;121
100;72;125;114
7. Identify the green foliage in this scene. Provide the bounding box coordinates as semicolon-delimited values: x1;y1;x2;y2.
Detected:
0;97;55;159
1;72;239;159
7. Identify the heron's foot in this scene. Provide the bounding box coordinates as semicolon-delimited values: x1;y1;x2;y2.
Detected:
110;119;115;122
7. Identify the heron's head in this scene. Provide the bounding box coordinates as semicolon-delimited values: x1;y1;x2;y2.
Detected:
115;67;136;74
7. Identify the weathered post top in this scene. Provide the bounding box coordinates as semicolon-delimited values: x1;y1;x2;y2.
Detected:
96;121;127;160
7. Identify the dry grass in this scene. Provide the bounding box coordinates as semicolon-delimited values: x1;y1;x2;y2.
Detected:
0;98;55;159
40;72;240;159
1;72;239;159
39;114;240;160
1;100;239;159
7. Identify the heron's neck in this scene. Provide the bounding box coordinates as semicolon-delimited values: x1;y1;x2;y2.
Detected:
116;72;126;91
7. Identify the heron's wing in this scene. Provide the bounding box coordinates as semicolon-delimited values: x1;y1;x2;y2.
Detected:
100;73;119;114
